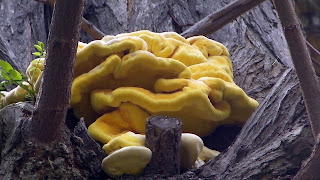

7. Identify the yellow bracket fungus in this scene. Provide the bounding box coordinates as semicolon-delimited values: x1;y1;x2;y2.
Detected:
72;31;258;134
0;30;259;177
0;30;258;177
70;30;259;177
71;30;258;176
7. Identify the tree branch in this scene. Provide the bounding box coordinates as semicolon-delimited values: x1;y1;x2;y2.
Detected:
274;0;320;179
181;0;267;38
294;134;320;180
307;41;320;59
35;0;105;40
81;18;105;40
311;57;320;69
179;0;320;71
145;116;181;177
274;0;320;140
30;0;84;143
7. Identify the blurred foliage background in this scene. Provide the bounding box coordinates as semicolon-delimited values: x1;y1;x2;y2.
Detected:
295;0;320;75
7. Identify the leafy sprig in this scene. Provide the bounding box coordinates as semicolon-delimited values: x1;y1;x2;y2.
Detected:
0;60;36;101
0;41;46;102
32;41;46;58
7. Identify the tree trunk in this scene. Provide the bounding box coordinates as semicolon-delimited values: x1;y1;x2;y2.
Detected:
29;0;83;143
145;116;182;177
0;0;315;179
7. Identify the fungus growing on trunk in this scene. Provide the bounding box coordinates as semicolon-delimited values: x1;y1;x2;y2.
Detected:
70;30;258;176
0;30;257;177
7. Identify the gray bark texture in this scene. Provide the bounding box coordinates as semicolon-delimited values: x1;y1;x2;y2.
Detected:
145;116;182;177
0;0;47;72
0;0;315;179
0;103;108;179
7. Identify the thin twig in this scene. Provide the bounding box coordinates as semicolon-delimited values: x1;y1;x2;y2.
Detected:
81;18;105;40
275;0;320;141
181;0;267;38
306;42;320;68
307;41;320;58
311;57;320;69
306;41;320;70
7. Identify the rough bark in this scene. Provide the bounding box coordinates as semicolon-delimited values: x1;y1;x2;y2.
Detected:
0;37;18;71
192;69;313;179
0;0;47;72
0;103;108;179
29;0;83;143
0;0;315;179
145;116;182;177
294;135;320;180
275;0;320;138
0;1;111;179
36;0;106;40
274;0;320;179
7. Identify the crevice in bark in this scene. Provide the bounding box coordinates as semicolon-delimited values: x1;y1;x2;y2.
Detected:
0;103;109;179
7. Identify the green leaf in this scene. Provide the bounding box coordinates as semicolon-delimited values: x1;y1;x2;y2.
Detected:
9;69;22;80
0;70;10;80
38;41;45;49
34;44;43;52
0;60;13;73
32;52;41;57
14;80;24;85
